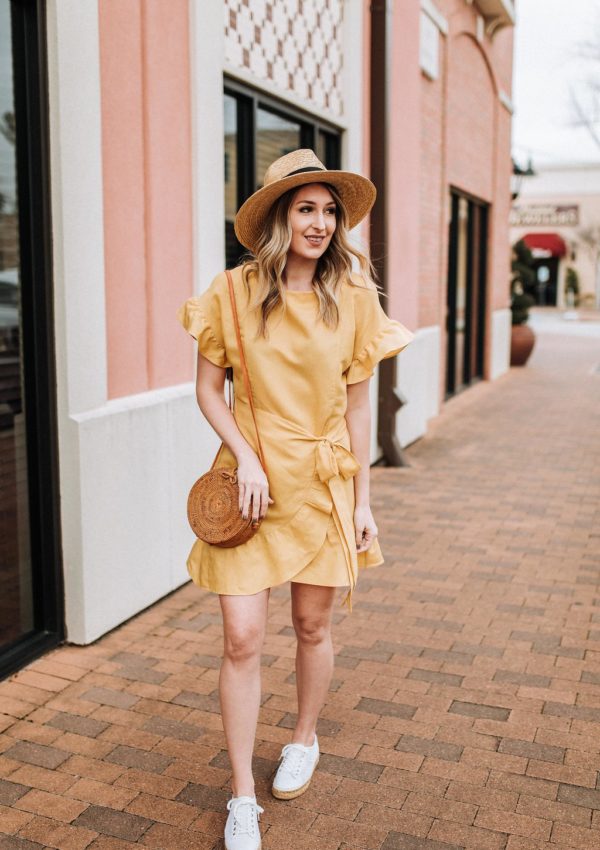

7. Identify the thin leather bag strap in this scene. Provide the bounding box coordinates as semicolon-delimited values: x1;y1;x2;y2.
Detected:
208;381;232;471
225;269;270;479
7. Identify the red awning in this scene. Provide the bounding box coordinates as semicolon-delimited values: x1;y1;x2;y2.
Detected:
522;233;567;257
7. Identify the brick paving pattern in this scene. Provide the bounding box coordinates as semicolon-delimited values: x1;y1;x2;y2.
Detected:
1;318;599;849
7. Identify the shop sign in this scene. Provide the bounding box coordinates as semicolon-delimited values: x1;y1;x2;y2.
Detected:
510;204;579;227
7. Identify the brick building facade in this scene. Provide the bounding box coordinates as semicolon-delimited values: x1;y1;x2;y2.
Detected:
417;0;514;404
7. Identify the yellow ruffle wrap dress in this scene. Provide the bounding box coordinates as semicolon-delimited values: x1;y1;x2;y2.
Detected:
177;264;414;609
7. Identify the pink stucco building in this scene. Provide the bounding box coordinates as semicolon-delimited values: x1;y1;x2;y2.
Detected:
0;0;514;673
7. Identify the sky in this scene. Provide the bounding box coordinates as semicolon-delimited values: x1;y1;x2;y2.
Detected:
512;0;600;168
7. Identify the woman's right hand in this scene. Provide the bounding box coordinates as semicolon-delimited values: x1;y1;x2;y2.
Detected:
236;448;273;524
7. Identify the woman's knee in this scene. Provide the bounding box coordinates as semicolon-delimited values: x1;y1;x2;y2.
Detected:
223;625;264;664
293;613;331;646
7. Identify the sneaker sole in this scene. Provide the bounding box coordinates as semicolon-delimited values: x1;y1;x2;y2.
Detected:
225;840;261;850
271;755;319;800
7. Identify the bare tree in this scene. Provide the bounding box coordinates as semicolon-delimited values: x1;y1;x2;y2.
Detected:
0;113;16;214
568;18;600;151
0;112;15;147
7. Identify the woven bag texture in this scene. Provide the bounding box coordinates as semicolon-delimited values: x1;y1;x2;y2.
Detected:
187;466;262;548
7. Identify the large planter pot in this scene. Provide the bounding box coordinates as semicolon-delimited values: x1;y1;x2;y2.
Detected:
510;323;535;366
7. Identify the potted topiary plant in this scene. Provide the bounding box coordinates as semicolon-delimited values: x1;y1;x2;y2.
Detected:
564;266;580;309
510;239;536;366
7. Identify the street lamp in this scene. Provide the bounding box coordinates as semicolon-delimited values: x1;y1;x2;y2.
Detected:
511;157;536;201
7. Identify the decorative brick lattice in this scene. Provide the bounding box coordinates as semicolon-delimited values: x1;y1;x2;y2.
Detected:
224;0;344;116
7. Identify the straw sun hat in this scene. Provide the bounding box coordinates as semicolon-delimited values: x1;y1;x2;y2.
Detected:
234;148;376;252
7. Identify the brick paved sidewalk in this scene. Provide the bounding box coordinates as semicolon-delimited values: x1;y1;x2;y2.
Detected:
1;319;599;850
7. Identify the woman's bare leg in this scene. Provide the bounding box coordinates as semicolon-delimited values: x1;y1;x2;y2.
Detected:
289;583;336;746
219;588;270;797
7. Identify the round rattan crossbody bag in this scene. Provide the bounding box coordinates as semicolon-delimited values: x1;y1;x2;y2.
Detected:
187;270;270;548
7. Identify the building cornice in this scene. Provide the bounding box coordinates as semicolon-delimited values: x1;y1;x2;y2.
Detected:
421;0;448;35
471;0;515;36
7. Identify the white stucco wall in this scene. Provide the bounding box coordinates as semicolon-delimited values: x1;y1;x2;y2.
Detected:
71;388;209;641
396;326;440;449
490;307;511;380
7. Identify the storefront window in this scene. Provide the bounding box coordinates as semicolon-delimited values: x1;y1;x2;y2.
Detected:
224;84;341;268
0;0;63;680
0;0;34;647
224;93;239;271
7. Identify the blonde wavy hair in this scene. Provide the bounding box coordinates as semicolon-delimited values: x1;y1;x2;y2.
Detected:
239;182;380;338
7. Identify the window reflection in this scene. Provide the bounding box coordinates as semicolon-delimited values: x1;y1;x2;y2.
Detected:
0;0;34;646
256;107;301;190
224;94;240;270
317;130;340;170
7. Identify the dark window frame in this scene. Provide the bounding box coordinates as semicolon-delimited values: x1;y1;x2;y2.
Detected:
445;187;488;400
1;0;64;680
224;79;342;267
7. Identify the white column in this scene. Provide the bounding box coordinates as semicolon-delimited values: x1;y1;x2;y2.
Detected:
46;0;107;415
189;0;226;286
490;308;512;379
46;0;107;642
341;0;364;174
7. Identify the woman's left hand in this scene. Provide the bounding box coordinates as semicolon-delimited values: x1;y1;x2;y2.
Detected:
354;504;378;553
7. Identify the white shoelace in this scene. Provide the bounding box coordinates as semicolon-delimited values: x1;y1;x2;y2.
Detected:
279;742;308;778
227;797;264;838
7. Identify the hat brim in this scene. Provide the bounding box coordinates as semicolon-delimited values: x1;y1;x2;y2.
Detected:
234;170;377;252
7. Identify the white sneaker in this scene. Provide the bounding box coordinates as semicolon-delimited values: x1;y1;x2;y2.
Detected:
271;735;319;799
224;795;264;850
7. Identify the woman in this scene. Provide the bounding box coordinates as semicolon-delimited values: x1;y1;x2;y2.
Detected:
177;149;413;850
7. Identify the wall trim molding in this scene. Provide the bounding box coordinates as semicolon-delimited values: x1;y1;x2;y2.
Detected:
499;89;514;114
72;383;196;423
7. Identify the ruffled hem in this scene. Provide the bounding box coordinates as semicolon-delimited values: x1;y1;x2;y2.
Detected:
185;501;383;604
176;299;228;368
290;514;384;588
185;473;339;595
186;512;329;595
346;321;414;384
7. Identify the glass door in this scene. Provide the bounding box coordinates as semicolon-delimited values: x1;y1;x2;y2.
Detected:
532;257;559;306
446;190;488;398
0;0;63;680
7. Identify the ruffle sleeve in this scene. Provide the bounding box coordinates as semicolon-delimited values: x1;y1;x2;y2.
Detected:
346;280;414;384
176;273;230;368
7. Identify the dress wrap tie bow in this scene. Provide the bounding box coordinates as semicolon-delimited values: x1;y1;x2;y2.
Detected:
315;439;361;484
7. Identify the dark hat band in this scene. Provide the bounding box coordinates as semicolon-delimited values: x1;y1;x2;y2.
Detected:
285;166;325;177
